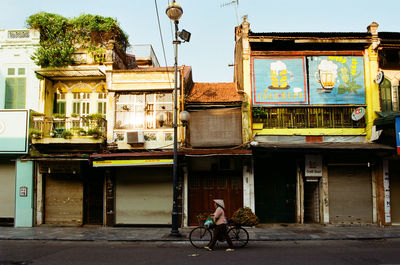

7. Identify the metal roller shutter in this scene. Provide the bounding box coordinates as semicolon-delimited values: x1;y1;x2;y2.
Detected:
0;162;15;218
44;173;83;225
328;166;372;223
115;167;172;225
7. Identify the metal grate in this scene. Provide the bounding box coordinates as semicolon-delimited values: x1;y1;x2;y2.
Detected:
253;107;366;129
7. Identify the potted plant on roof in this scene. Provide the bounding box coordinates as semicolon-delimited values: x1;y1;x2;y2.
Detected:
78;128;87;136
88;127;102;139
30;129;43;139
62;130;72;139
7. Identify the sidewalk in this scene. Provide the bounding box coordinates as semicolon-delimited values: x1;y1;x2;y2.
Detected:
1;224;400;242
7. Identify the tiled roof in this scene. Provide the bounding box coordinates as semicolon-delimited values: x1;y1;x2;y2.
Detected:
249;31;370;38
187;82;241;103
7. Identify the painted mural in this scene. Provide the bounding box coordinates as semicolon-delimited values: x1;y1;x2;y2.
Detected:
308;56;365;105
252;57;308;106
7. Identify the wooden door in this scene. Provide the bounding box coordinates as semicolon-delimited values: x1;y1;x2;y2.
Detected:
84;173;104;225
255;156;297;223
188;172;243;226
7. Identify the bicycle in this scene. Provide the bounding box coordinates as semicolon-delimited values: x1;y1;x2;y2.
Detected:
189;220;249;249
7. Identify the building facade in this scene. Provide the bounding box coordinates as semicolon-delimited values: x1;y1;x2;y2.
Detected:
0;29;40;227
183;82;251;226
234;19;395;225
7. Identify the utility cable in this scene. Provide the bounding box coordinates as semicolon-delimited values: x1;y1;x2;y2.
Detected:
154;0;173;88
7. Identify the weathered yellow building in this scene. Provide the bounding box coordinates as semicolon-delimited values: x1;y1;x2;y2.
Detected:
234;18;395;225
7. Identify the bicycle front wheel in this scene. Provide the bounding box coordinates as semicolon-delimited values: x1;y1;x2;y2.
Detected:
228;226;249;248
189;227;212;248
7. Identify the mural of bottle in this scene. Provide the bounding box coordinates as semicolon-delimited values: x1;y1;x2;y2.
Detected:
269;61;293;90
315;59;338;93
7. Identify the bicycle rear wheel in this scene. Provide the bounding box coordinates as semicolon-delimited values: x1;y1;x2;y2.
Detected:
189;227;212;248
228;226;249;248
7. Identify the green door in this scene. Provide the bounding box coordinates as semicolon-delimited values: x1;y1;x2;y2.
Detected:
254;155;297;223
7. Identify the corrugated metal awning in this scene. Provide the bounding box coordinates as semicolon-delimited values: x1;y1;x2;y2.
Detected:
253;142;394;151
36;67;105;80
93;158;173;167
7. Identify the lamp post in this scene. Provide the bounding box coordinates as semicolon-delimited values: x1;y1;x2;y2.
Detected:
166;0;184;237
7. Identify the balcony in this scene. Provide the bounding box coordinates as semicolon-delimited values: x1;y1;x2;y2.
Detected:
31;115;106;145
253;107;366;129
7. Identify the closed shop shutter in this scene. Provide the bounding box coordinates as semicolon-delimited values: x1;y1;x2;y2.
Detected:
328;166;372;223
389;162;400;223
115;167;172;225
0;162;15;218
44;174;83;225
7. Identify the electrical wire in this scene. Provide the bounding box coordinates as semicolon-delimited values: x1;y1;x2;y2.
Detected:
168;0;174;42
154;0;173;89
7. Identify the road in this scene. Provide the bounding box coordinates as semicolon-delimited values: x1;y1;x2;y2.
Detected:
1;239;400;265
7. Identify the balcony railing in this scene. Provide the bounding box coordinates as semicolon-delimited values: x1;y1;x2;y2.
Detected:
253;107;366;129
31;116;106;140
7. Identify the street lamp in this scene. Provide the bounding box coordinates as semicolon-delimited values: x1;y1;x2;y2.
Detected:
166;0;190;237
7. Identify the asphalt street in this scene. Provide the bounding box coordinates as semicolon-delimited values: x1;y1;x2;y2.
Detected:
1;239;400;265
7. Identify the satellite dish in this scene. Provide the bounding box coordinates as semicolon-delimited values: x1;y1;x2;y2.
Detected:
375;71;384;84
351;107;366;121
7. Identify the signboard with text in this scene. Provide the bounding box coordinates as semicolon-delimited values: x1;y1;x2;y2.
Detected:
396;116;400;155
0;110;29;154
305;155;323;177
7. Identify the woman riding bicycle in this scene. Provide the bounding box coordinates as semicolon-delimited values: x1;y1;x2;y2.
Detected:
204;199;234;252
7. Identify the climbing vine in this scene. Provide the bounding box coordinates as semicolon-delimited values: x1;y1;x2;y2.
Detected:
26;12;129;67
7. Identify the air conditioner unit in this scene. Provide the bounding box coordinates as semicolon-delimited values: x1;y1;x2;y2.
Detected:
126;131;144;145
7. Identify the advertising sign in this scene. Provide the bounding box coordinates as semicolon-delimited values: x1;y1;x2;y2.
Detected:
0;110;29;154
305;154;323;177
383;160;391;223
396;116;400;155
252;57;308;106
308;56;365;105
93;159;173;167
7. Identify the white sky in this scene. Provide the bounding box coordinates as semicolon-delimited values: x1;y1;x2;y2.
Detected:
1;0;399;82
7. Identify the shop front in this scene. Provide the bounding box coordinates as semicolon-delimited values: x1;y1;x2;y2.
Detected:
36;160;104;226
92;154;174;226
183;150;252;227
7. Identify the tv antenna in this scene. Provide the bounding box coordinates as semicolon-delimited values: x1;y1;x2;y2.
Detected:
221;0;240;26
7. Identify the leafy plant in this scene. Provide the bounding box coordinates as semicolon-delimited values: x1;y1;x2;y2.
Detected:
196;213;208;220
30;129;43;139
231;207;259;226
76;128;87;136
88;128;102;138
26;12;129;67
337;58;362;94
31;111;45;117
53;113;66;119
86;113;104;120
62;130;73;139
252;107;264;118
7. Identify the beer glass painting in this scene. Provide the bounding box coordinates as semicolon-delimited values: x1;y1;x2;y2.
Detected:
269;61;293;89
309;56;365;105
315;59;338;93
252;57;308;106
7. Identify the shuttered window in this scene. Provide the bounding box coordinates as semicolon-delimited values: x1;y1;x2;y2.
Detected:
380;78;392;112
4;67;26;109
5;77;26;109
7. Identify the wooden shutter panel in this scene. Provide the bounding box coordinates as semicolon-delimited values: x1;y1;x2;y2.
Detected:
16;78;26;109
5;78;25;109
5;78;16;109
